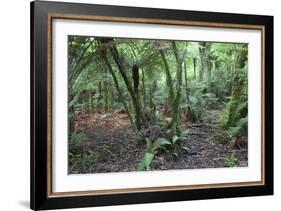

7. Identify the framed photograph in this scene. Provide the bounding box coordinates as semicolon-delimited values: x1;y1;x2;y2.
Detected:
30;1;273;210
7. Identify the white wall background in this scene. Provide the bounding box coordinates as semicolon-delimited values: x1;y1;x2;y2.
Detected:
0;0;278;210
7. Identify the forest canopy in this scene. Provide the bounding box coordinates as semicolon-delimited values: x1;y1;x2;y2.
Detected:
68;36;248;174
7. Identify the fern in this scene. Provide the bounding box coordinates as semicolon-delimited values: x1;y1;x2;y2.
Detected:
137;153;154;171
227;116;248;137
70;131;87;144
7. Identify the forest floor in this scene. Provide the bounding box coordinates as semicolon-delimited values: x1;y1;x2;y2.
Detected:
69;109;248;174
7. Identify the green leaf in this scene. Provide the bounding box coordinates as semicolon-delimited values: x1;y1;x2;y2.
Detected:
69;92;80;108
137;153;154;171
155;138;171;146
180;129;189;138
152;138;171;153
182;146;189;152
70;131;86;143
172;135;179;144
189;96;198;105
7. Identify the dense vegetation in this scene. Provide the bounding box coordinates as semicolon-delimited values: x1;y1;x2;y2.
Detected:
68;36;248;174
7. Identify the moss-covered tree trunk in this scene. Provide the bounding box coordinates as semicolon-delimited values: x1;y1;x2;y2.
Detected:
159;42;183;131
199;42;212;85
159;49;174;106
198;42;206;81
169;41;183;130
227;45;248;127
88;90;92;112
206;59;213;92
193;58;197;80
141;69;146;108
148;80;157;122
109;42;147;130
184;61;189;103
132;64;142;129
101;47;135;130
103;70;109;113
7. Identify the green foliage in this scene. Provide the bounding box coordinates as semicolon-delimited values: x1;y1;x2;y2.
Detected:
217;99;231;126
202;93;218;107
146;137;171;154
170;129;189;158
227;100;247;126
69;152;81;164
137;137;172;171
218;99;248;139
227;116;248;138
87;149;100;162
223;155;238;167
137;127;189;171
69;151;99;173
187;90;217;122
70;131;87;144
137;153;154;171
218;66;248;139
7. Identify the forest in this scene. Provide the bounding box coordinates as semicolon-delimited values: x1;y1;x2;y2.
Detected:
68;36;248;174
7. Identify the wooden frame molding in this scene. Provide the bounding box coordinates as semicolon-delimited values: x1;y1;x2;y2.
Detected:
47;14;265;198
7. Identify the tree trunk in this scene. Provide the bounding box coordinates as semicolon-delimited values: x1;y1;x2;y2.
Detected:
103;71;109;113
88;91;92;112
132;64;141;129
101;48;135;130
199;42;212;82
184;61;189;103
193;58;197;79
160;49;174;105
97;81;102;112
206;59;213;92
110;44;147;129
141;68;146;107
149;80;157;122
169;41;183;130
227;47;248;127
198;42;206;81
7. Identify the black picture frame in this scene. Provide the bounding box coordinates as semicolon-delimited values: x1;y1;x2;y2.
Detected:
30;1;273;210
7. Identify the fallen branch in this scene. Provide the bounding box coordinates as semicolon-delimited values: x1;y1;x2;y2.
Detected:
229;149;248;153
189;132;208;135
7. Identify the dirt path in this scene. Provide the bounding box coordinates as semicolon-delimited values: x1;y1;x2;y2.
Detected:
69;109;247;174
157;123;229;170
153;109;247;170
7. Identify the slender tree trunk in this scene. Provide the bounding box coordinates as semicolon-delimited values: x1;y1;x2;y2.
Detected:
97;81;102;112
132;64;141;129
69;40;95;88
141;69;146;107
193;58;197;80
184;61;189;103
207;59;213;92
107;45;147;130
69;108;75;132
98;38;147;129
88;91;92;112
110;44;147;129
199;42;209;81
198;42;206;81
103;70;109;113
149;81;157;111
159;49;174;105
109;78;114;106
169;41;183;130
149;80;157;122
101;48;135;130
